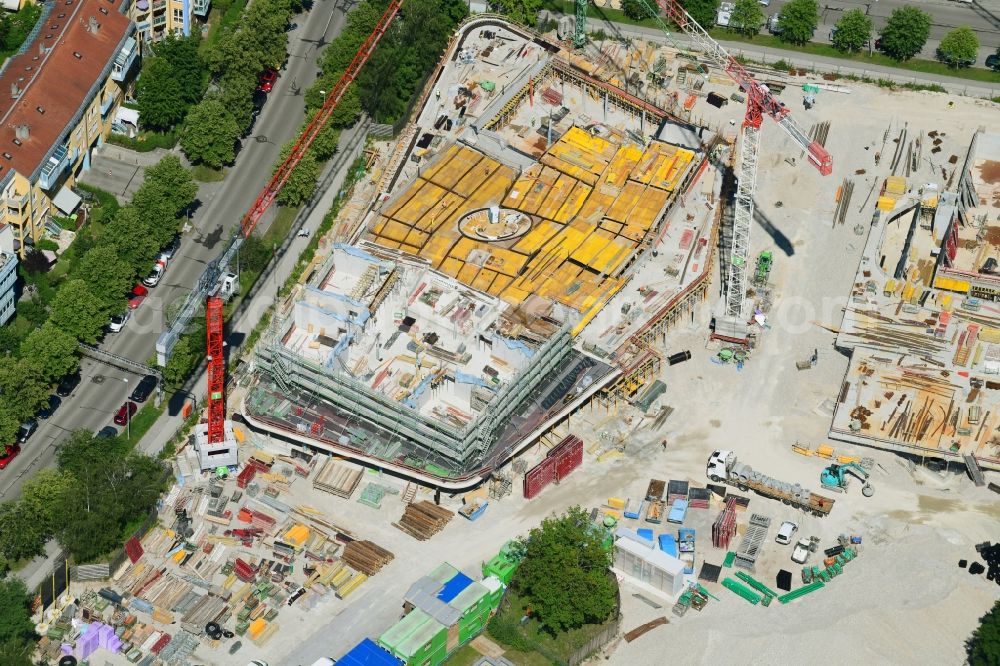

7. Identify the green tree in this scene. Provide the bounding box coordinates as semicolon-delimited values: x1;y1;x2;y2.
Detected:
0;501;48;562
729;0;764;36
219;72;257;132
139;154;198;219
136;57;187;131
513;506;616;634
0;405;19;449
0;638;34;666
938;26;979;67
0;357;49;421
104;207;160;273
19;469;75;537
777;0;818;45
50;279;108;343
275;140;319;206
832;9;872;53
76;246;134;309
153;34;207;104
621;0;655;22
181;97;241;168
968;600;1000;665
163;335;196;388
879;6;931;61
680;0;719;29
495;0;541;26
0;578;35;645
20;323;80;383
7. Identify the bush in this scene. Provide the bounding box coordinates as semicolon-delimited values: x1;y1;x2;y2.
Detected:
106;131;179;152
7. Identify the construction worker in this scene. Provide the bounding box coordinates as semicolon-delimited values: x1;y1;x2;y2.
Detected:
874;151;881;166
661;438;668;451
435;88;441;100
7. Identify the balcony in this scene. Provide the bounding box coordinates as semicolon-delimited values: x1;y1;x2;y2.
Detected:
133;0;149;15
111;37;139;82
152;13;166;27
193;0;210;17
152;0;165;8
38;145;69;191
100;88;120;116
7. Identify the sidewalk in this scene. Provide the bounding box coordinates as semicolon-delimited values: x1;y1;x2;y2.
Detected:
540;11;1000;99
135;120;371;458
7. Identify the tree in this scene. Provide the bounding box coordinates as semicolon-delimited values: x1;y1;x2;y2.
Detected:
50;279;108;343
680;0;719;30
879;6;931;61
20;323;79;383
152;34;207;104
136;57;187;131
495;0;541;26
76;246;134;310
777;0;818;45
19;469;75;537
181;97;241;168
0;357;49;421
0;501;48;562
729;0;764;37
832;8;871;52
0;578;35;645
968;600;1000;665
19;248;50;275
275;140;319;206
938;27;979;67
992;46;1000;71
139;154;198;219
513;506;616;634
621;0;655;22
104;207;160;273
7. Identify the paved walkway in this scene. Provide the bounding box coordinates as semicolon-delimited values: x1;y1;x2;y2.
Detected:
78;145;172;203
541;11;1000;99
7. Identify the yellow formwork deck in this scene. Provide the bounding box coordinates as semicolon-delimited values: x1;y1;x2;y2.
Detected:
367;130;696;320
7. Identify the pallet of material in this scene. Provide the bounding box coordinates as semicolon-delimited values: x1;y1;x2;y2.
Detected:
645;479;665;501
666;480;689;502
394;500;455;540
342;540;395;575
335;572;368;599
688;487;711;508
312;458;363;498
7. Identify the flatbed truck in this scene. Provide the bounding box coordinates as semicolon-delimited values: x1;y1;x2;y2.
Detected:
706;450;835;517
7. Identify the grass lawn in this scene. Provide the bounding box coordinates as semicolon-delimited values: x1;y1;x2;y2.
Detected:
262;205;299;245
443;644;551;666
118;402;166;449
201;0;249;54
0;4;43;60
191;164;226;182
537;2;1000;86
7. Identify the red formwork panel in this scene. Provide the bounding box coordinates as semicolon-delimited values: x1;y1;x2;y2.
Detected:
524;457;557;499
551;436;583;481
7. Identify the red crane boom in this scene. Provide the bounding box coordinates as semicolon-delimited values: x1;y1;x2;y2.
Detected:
239;0;403;238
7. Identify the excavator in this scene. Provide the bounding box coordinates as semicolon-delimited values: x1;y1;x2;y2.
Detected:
820;462;874;497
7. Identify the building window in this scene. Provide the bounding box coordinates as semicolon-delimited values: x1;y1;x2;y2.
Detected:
172;8;183;21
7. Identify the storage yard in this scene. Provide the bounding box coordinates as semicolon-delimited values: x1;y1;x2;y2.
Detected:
37;16;1000;666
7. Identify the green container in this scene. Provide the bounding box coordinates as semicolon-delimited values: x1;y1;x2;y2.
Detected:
722;577;761;605
427;562;461;585
735;571;779;598
386;609;447;664
723;551;736;567
482;554;518;585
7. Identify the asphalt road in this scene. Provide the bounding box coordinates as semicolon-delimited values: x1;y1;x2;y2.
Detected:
0;0;355;501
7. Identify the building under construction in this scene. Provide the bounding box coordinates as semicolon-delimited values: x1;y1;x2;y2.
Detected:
241;18;721;487
830;131;1000;476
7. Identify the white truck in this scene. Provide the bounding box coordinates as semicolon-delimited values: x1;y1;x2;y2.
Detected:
706;450;835;517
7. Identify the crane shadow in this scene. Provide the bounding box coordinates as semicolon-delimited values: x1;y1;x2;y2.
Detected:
753;203;795;257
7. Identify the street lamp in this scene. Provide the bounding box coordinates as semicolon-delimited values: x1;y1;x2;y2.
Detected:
123;377;131;440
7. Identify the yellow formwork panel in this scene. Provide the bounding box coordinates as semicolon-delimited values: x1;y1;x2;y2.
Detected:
605;145;642;189
472;268;497;291
536;173;576;221
370;216;390;237
413;191;465;233
395;181;447;225
422;233;459;269
606;181;645;222
379;219;412;244
400;244;422;257
513;220;562;254
378;238;401;249
554;181;591;224
450;155;490;197
541;152;599;187
419;144;462;183
488;273;513;296
483;248;529;277
592;239;635;275
620;224;648;243
457;262;481;285
631;187;670;225
500;284;531;305
403;227;429;249
427;146;483;190
570;230;615;266
439;256;464;278
450;236;482;263
541;225;589;258
600;219;624;235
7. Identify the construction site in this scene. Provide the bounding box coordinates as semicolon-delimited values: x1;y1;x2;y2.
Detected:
34;7;1000;666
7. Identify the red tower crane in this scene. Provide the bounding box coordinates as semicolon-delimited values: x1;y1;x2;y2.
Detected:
204;0;402;443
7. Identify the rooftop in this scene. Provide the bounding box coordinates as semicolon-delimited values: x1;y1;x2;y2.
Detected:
0;0;131;183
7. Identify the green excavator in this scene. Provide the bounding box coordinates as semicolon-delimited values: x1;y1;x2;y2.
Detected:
820;462;874;497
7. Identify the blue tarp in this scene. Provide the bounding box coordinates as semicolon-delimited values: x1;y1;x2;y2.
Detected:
636;528;654;542
658;534;677;558
454;371;493;389
338;638;403;666
437;572;473;603
492;334;535;358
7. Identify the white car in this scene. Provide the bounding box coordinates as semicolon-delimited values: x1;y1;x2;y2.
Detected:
775;520;798;545
108;310;131;333
791;537;813;564
144;263;165;287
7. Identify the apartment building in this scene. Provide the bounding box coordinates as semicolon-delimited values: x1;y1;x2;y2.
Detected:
0;0;138;257
131;0;210;42
0;225;17;325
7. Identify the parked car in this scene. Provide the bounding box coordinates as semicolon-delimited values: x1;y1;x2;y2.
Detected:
775;520;799;545
162;236;181;261
257;68;278;93
114;401;138;426
95;426;119;439
109;310;131;333
56;371;81;397
129;284;149;309
987;54;999;71
130;375;158;403
0;444;21;469
17;420;37;443
37;394;61;419
791;537;813;564
285;21;298;31
144;263;165;287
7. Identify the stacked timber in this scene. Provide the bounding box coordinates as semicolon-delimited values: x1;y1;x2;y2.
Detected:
393;501;455;540
342;541;394;575
312;458;363;499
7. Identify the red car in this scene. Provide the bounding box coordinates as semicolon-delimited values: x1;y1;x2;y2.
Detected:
128;284;148;309
257;68;278;93
114;401;138;426
0;444;20;469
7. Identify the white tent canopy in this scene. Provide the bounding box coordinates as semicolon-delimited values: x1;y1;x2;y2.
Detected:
115;107;139;126
53;187;82;215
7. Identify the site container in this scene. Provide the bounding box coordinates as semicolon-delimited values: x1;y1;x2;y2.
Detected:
523;456;556;499
482;552;517;585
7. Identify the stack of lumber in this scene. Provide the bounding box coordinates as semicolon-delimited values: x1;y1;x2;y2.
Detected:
393;500;455;540
312;458;363;498
180;594;229;633
341;540;394;576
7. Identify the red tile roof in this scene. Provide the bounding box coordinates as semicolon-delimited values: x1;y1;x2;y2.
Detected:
0;0;132;183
